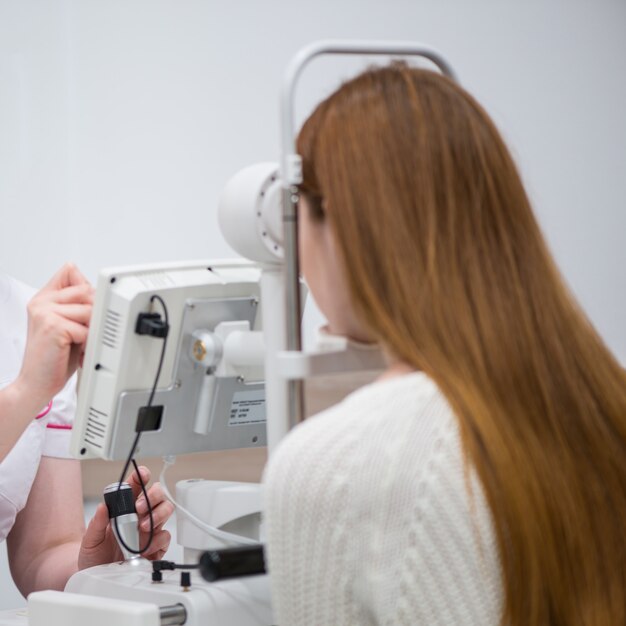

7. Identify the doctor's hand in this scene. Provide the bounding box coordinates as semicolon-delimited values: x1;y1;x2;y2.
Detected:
78;466;174;570
15;263;93;412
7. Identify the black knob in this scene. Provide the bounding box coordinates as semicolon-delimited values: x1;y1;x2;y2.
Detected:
199;545;265;582
180;571;191;588
103;482;136;518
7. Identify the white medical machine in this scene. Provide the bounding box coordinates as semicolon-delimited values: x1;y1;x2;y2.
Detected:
71;259;268;461
2;41;456;626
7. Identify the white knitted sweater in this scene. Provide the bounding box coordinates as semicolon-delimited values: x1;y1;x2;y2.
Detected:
263;372;503;625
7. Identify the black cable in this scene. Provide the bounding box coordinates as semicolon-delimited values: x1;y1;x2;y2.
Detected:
153;560;200;572
114;294;169;556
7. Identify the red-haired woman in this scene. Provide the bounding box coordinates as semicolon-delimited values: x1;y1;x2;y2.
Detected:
264;64;626;625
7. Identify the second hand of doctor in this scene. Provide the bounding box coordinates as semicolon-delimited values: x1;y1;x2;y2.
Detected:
8;463;174;594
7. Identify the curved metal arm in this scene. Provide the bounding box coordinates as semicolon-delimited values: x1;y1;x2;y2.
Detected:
279;40;457;429
281;39;458;183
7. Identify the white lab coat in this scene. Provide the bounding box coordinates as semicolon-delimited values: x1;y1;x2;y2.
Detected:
0;274;76;542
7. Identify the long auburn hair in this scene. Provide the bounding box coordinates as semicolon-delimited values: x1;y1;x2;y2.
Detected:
297;63;626;625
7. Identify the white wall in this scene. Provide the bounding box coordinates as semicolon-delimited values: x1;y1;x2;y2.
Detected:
0;0;625;361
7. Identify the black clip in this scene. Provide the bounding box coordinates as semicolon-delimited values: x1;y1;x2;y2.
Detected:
135;312;169;338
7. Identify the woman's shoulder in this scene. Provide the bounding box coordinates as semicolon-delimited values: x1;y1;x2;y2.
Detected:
321;369;441;414
277;372;450;448
263;371;502;623
264;372;457;494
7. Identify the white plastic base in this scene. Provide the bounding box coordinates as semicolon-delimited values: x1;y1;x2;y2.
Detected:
28;591;160;626
64;559;272;625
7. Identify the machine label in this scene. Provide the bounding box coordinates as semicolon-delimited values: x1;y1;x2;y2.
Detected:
229;390;266;426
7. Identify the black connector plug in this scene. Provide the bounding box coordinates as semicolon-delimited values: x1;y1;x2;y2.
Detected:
153;560;199;573
153;560;176;572
180;571;191;590
135;312;169;338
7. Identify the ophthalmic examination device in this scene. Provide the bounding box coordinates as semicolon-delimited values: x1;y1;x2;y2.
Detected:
0;41;456;626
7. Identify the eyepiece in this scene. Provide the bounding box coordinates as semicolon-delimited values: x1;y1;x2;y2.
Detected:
103;482;136;518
